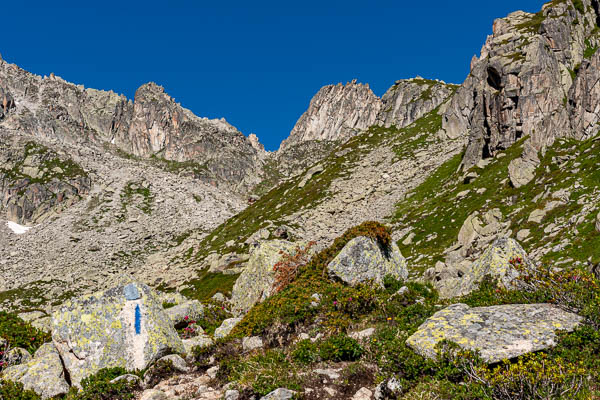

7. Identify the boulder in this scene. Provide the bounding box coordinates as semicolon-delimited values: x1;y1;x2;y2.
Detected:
352;387;373;400
528;208;547;224
141;389;168;400
327;236;408;287
242;336;264;351
214;318;242;339
165;300;204;328
406;303;582;363
433;237;529;299
225;389;241;400
157;354;189;373
182;335;214;356
230;240;309;314
2;343;70;399
51;282;185;387
508;157;537;188
374;377;403;400
5;347;32;366
260;388;296;400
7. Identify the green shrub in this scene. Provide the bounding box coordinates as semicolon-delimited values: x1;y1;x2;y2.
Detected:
66;367;140;400
0;312;51;356
468;353;589;400
195;301;233;335
319;334;363;362
0;380;41;400
143;359;174;388
232;222;392;337
291;339;319;365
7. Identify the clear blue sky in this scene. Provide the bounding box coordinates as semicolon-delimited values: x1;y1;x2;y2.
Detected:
2;0;543;150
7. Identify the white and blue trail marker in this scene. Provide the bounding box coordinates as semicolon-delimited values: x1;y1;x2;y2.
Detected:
124;284;142;335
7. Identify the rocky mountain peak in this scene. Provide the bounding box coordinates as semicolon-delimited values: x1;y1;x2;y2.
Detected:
279;80;382;150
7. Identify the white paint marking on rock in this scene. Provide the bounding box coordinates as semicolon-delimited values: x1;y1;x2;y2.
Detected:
6;221;32;234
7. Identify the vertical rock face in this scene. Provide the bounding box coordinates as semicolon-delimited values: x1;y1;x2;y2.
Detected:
0;59;264;191
279;80;382;150
442;0;600;174
377;78;457;128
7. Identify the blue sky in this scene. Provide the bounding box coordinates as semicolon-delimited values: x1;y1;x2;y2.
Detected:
2;1;543;150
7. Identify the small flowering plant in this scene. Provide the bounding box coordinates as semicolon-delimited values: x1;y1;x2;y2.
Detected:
509;257;523;266
178;315;201;339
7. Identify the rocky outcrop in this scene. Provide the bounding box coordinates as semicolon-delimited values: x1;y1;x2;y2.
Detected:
327;236;408;287
377;78;456;128
429;237;530;299
51;282;185;387
407;303;582;363
214;317;242;339
280;80;382;150
230;240;309;315
2;343;70;399
0;133;91;224
442;0;600;180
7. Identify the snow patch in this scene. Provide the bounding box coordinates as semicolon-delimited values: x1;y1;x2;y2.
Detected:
6;221;32;234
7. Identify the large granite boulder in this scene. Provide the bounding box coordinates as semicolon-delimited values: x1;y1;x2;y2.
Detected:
2;343;70;399
433;237;530;299
230;240;311;315
406;303;582;363
51;282;185;387
327;236;408;287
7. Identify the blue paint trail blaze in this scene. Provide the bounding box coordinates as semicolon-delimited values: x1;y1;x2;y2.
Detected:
135;304;141;335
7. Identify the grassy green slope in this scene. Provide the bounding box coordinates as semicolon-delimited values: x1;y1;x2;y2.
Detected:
392;135;600;275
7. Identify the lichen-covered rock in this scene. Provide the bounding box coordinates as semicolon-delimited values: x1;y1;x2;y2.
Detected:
5;347;32;367
406;303;582;363
165;300;204;328
327;236;408;287
51;281;185;387
214;318;242;339
433;237;529;299
230;240;310;314
2;343;69;399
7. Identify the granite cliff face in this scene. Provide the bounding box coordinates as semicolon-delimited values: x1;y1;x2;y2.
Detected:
442;0;600;184
0;57;263;192
279;77;455;153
